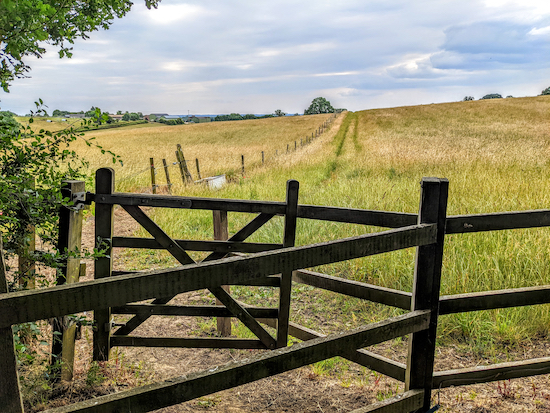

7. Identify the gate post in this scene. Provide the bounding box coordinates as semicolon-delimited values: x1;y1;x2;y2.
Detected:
0;236;24;413
277;180;299;348
93;168;114;361
405;178;448;411
51;180;85;381
213;210;231;336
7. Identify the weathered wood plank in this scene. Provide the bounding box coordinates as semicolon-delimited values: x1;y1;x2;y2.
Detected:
213;210;231;337
122;205;195;265
294;270;412;310
93;168;114;362
112;304;277;318
94;193;287;215
210;285;276;349
297;205;417;228
439;285;550;314
113;212;276;336
0;236;24;413
278;180;299;348
53;180;85;382
111;336;267;349
433;357;550;388
349;390;424;413
112;237;283;253
446;209;550;234
0;224;436;327
405;178;448;412
44;310;429;413
258;318;407;382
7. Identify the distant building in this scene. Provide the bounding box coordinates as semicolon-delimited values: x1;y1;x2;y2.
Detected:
147;113;169;121
64;113;85;118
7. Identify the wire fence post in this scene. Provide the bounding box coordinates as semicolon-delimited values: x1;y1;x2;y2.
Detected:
149;157;157;194
261;151;264;164
177;144;193;183
162;159;172;194
195;158;202;180
241;155;245;177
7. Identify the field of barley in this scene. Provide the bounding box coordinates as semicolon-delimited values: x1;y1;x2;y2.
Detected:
67;96;550;350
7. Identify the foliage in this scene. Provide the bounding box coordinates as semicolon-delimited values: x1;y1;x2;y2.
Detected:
541;86;550;96
274;109;286;117
0;0;160;91
463;96;474;101
304;97;335;115
0;102;119;280
480;93;503;100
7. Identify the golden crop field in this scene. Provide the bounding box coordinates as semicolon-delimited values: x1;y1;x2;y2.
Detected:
64;114;335;192
33;96;550;347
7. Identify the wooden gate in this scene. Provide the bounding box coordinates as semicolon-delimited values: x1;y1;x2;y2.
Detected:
4;170;550;413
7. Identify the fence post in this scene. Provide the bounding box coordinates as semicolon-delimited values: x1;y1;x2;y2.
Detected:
277;180;299;348
93;168;115;362
261;151;264;165
195;158;202;180
0;236;25;413
18;178;36;289
213;211;231;337
177;144;194;183
162;159;172;194
405;177;449;412
176;151;186;185
149;158;157;194
51;180;85;382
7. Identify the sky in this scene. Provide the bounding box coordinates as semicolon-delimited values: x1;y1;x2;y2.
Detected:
1;0;550;115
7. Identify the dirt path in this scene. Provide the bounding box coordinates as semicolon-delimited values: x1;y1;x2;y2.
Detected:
64;207;550;413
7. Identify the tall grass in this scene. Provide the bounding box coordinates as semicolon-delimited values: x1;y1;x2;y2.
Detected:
76;96;550;348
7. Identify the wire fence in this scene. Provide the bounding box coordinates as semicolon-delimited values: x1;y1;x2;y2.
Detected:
120;113;340;194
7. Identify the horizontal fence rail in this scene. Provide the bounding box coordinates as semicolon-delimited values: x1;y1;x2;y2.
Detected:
446;209;550;234
294;270;412;310
439;285;550;314
0;223;435;328
44;310;430;413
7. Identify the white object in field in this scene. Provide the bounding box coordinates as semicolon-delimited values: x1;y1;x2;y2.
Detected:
196;174;226;190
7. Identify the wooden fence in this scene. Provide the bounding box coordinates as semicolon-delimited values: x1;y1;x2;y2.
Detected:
2;170;550;412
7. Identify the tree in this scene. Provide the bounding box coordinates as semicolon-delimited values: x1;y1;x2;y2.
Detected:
122;112;130;121
1;102;120;279
541;86;550;96
304;97;335;115
463;96;474;101
480;94;502;100
0;0;160;92
274;109;286;117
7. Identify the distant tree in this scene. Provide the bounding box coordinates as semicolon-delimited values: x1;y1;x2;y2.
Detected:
506;95;514;98
274;109;286;117
463;96;474;101
541;86;550;96
122;112;130;121
243;114;256;120
304;97;335;115
116;110;122;115
293;113;299;116
129;112;139;121
480;94;502;100
148;114;156;121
